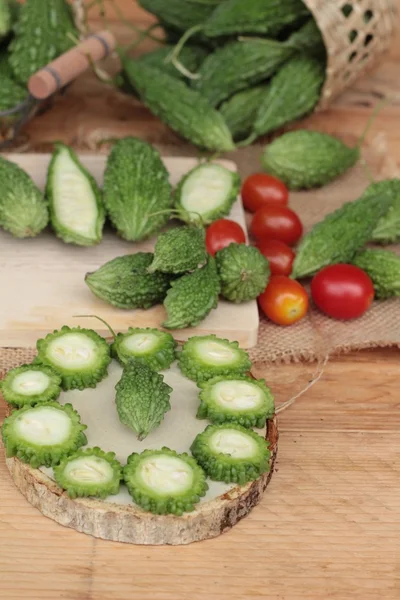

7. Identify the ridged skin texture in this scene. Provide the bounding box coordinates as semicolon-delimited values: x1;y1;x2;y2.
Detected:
163;256;221;329
123;447;208;515
122;58;235;151
0;75;27;110
215;243;270;303
85;253;172;309
250;56;325;139
0;156;48;238
352;248;400;299
292;182;395;279
138;45;208;79
138;0;221;33
204;0;309;38
190;423;271;484
220;86;268;141
197;374;275;428
54;447;122;499
46;143;105;246
111;327;177;371
262;130;360;190
36;326;111;391
178;334;251;383
371;179;400;244
148;226;207;274
0;0;10;39
0;364;62;407
287;18;326;58
192;39;293;107
9;0;77;84
115;360;172;440
103;137;173;241
1;401;87;468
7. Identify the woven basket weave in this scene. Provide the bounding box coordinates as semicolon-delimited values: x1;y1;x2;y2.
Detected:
306;0;398;109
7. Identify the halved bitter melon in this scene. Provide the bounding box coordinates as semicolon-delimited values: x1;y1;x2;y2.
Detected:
111;327;177;371
190;423;270;484
123;447;208;515
197;375;274;428
54;447;122;499
36;326;111;391
0;364;62;407
1;401;87;468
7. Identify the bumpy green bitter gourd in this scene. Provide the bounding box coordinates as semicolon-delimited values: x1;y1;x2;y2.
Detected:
352;248;400;299
148;226;207;274
215;243;270;303
370;179;400;244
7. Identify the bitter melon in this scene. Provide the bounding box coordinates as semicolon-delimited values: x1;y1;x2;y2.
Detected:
220;85;268;142
138;0;221;33
46;143;105;246
85;253;172;310
115;359;172;441
36;326;111;391
0;156;48;238
111;327;177;371
197;375;275;429
292;182;395;279
9;0;78;84
1;401;87;468
103;137;172;242
54;447;122;499
163;256;221;329
262;130;360;190
215;243;270;303
148;225;207;274
286;18;326;58
190;423;270;484
192;39;293;107
123;447;208;515
178;334;251;383
0;0;11;42
246;56;325;143
0;75;27;110
175;162;240;224
0;364;62;407
352;248;400;299
138;45;208;79
121;56;235;151
371;179;400;244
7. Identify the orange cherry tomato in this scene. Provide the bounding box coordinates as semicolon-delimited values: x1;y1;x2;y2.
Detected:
258;275;309;326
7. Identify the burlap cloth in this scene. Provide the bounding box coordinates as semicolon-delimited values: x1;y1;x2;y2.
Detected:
0;134;399;376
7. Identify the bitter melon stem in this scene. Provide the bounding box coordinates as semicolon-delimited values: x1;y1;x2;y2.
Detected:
165;24;204;79
73;314;117;341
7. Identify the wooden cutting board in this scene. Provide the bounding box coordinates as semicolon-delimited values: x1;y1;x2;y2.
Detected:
0;154;258;348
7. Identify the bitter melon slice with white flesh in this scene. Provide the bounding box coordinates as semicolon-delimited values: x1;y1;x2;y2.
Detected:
46;144;105;246
1;402;87;468
0;364;62;407
111;327;177;371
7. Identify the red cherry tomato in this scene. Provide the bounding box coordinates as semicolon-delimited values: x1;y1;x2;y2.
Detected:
251;205;303;246
241;173;289;212
311;264;374;320
258;275;309;326
205;219;246;256
256;239;295;276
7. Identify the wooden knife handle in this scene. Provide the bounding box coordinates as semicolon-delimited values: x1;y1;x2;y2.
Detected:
28;30;116;100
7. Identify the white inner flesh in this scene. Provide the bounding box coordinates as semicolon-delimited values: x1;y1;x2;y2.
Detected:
181;165;233;216
46;333;97;370
211;381;263;411
52;148;98;239
64;457;114;484
209;429;258;459
11;371;51;396
139;455;193;496
121;333;159;355
15;407;71;446
195;339;237;366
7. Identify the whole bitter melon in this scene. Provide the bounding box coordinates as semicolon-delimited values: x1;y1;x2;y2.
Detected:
0;0;11;42
122;57;235;151
370;179;400;244
148;225;207;274
262;130;360;190
292;182;395;279
0;75;27;111
352;248;400;299
215;243;270;303
220;85;269;142
138;0;221;33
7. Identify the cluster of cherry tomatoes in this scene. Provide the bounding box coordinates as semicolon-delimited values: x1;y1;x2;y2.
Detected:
205;173;375;326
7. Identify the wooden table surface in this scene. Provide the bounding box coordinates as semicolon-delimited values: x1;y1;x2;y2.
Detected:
1;3;400;599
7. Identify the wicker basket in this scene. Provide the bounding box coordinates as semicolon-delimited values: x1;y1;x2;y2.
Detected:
306;0;398;110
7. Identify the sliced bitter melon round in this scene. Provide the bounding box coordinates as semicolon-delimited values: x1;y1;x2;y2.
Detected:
111;327;177;371
175;163;241;225
36;326;111;391
0;364;62;407
178;334;251;383
1;402;87;468
53;447;122;499
190;423;270;485
197;375;274;428
123;447;208;515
